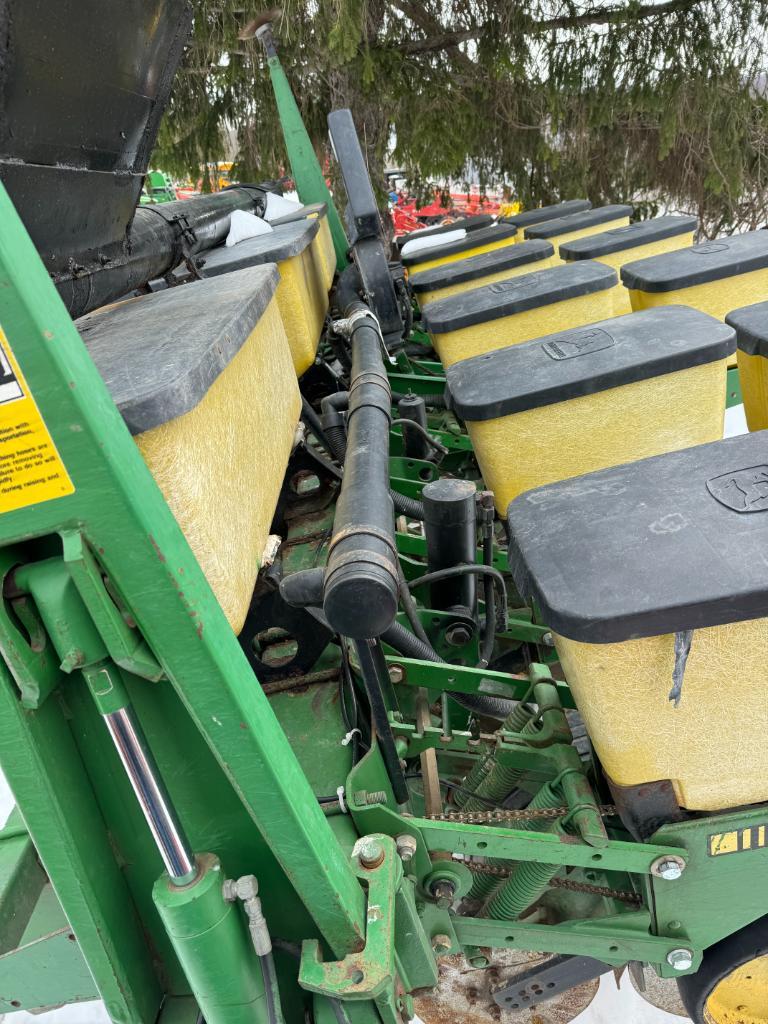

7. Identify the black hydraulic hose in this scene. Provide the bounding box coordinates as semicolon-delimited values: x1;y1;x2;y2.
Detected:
392;489;425;520
301;397;333;453
381;621;516;721
322;268;399;639
260;950;286;1024
408;564;508;626
397;565;431;645
354;638;409;804
391;389;448;409
479;500;497;670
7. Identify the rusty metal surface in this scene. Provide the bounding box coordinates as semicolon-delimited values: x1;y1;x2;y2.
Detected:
414;951;598;1024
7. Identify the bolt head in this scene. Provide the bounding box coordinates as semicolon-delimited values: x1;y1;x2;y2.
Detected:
652;855;685;881
395;834;418;862
667;948;694;971
445;624;472;647
429;879;457;909
431;933;452;955
388;664;405;684
541;631;555;647
356;837;385;869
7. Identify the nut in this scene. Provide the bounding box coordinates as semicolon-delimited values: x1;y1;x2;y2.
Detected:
388;664;405;684
651;855;686;881
445;624;472;647
431;933;452;955
667;948;694;972
356;837;385;869
395;834;418;862
541;631;555;647
429;879;457;909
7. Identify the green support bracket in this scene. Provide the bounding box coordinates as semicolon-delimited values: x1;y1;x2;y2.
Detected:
725;364;742;409
299;835;408;1024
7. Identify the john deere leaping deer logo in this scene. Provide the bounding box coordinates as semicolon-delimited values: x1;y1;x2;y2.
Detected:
706;465;768;512
542;328;615;361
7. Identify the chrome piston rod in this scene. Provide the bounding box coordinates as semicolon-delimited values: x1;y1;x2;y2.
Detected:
104;705;197;885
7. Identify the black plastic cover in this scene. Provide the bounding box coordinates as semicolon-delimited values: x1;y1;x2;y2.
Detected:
421;261;616;333
192;220;319;276
507;430;768;642
500;200;591;229
396;215;494;246
726;300;768;357
446;305;734;421
409;239;553;293
560;215;697;261
524;205;633;240
77;266;279;435
622;230;768;292
269;202;327;227
400;224;518;267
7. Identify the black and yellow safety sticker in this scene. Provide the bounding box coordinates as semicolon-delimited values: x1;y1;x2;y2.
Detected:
0;326;74;513
708;825;768;857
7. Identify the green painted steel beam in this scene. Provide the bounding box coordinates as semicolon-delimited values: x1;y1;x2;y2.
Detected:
265;55;348;269
0;884;98;1012
413;817;684;873
0;180;365;979
453;912;694;970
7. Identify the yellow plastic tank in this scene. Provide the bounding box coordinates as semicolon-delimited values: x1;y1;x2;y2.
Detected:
726;300;768;431
400;223;518;274
506;429;768;813
193;218;328;376
420;260;617;367
622;231;768;368
500;199;591;243
560;215;697;315
524;205;633;257
77;265;300;634
270;202;337;292
446;305;733;514
409;239;554;306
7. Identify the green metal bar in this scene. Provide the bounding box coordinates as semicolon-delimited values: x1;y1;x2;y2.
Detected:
383;656;576;708
453;913;693;969
726;364;742;409
0;184;365;962
413;817;684;873
264;55;348;269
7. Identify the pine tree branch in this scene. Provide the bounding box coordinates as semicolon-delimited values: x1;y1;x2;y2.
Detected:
392;0;705;57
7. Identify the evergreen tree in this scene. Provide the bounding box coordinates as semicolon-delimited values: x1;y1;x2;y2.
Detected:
157;1;768;234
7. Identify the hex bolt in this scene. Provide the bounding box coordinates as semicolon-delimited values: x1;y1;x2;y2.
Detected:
651;855;686;880
445;624;472;647
395;834;418;862
388;664;405;684
429;879;457;909
431;933;452;955
357;837;385;869
541;631;555;647
667;948;694;971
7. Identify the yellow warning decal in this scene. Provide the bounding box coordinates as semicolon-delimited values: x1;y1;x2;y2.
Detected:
0;327;74;513
709;824;768;857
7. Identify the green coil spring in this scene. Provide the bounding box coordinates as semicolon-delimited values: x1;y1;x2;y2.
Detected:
485;782;565;920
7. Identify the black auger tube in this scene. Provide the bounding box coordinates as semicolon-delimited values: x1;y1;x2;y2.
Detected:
323;271;400;639
56;187;265;318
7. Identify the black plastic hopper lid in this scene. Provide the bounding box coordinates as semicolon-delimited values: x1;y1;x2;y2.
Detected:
500;200;591;229
400;223;517;266
77;266;279;436
269;202;328;226
560;215;697;261
194;219;319;276
446;305;734;421
507;430;768;643
409;239;553;293
621;230;768;292
397;214;494;246
421;260;616;333
524;205;633;240
726;300;768;357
